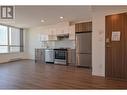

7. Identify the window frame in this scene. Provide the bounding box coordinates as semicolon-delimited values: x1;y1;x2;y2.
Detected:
0;24;23;54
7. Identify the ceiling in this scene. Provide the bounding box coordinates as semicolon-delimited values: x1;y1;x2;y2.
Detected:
0;6;92;28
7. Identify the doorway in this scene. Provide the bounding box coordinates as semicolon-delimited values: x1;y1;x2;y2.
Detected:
105;13;127;80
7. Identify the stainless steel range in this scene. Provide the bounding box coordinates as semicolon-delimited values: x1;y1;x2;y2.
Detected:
54;48;68;65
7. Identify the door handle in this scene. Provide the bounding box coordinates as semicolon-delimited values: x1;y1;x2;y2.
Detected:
106;38;111;48
106;38;110;43
106;45;111;48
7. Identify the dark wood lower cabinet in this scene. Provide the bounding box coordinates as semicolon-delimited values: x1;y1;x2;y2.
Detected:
68;49;76;66
35;49;45;63
105;13;127;80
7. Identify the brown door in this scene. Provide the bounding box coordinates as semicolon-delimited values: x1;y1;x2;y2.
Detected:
105;13;127;80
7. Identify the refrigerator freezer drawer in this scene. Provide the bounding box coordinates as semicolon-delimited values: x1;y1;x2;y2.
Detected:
76;53;91;67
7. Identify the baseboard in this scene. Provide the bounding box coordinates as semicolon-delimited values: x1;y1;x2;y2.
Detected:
0;58;30;64
9;58;22;62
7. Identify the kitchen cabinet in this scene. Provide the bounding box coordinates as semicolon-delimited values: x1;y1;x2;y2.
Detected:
35;49;45;63
56;27;69;35
68;49;76;66
40;34;48;41
40;22;76;41
40;34;57;41
48;28;57;41
48;35;57;41
75;22;92;32
69;25;75;40
48;27;71;40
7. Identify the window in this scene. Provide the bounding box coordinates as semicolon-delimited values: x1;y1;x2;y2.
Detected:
9;27;21;52
0;25;8;53
0;24;23;53
0;25;8;45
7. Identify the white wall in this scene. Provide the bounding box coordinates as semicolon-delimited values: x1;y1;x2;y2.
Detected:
0;28;28;63
27;27;42;59
92;6;127;76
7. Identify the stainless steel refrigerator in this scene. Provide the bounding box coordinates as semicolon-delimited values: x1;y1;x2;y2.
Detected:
76;32;92;67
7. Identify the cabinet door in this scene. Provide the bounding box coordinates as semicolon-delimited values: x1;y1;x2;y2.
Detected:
68;50;72;64
75;24;78;32
75;23;83;32
68;49;76;66
48;35;57;41
72;49;76;65
58;27;69;35
48;28;57;41
40;34;48;41
86;22;92;31
75;22;92;32
35;49;45;63
69;25;75;40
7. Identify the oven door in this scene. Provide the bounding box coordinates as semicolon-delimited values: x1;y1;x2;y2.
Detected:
54;50;67;64
55;50;66;60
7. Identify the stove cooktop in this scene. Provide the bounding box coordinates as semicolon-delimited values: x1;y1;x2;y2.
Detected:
54;48;68;50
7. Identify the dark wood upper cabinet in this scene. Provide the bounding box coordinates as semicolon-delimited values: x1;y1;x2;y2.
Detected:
75;22;92;32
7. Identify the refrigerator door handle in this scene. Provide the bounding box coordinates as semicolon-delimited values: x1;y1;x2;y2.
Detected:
78;53;91;54
76;36;80;53
76;54;80;65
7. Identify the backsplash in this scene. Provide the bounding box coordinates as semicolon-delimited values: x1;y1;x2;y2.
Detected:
54;40;75;49
41;40;75;49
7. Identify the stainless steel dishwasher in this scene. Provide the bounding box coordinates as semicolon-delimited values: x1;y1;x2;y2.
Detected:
45;49;54;63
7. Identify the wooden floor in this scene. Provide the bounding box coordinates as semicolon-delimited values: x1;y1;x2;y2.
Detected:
0;60;127;89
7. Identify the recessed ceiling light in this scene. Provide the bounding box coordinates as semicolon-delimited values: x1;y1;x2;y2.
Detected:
41;19;45;22
60;16;64;19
